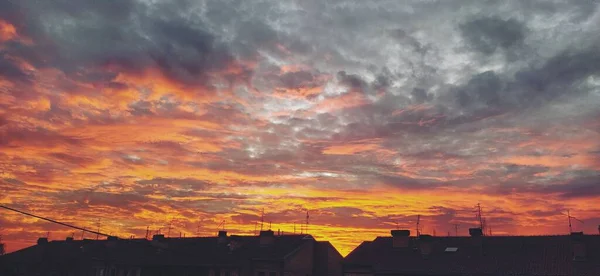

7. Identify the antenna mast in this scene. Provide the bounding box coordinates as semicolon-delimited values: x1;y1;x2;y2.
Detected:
567;210;584;233
305;210;309;234
476;203;485;236
416;215;421;237
568;210;572;233
260;208;265;231
95;219;101;240
0;228;5;256
217;220;225;232
476;204;483;228
197;219;201;237
167;220;173;238
453;224;459;236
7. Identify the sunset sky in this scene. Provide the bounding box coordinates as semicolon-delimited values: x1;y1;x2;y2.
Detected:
1;0;600;256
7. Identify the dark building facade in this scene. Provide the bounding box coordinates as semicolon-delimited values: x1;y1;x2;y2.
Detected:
343;229;600;276
0;230;343;276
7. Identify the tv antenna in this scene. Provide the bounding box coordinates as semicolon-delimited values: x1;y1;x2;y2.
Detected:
260;208;265;231
217;220;225;231
475;203;485;236
0;228;5;256
95;219;101;240
453;224;460;236
197;220;201;237
167;220;173;238
416;215;421;237
305;210;310;234
566;210;584;233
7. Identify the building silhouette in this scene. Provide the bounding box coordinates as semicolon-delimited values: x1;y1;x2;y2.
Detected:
0;230;343;276
343;228;600;276
3;227;600;276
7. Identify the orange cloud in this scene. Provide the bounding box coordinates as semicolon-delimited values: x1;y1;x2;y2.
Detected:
0;20;17;42
322;141;381;155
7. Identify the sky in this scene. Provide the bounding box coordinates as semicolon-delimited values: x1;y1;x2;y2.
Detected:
1;0;599;256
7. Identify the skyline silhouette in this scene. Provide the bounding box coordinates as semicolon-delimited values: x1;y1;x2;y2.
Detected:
1;0;600;257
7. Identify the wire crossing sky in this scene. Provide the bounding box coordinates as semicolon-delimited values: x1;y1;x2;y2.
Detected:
1;0;599;255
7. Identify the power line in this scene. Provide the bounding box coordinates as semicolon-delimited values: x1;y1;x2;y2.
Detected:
0;204;114;239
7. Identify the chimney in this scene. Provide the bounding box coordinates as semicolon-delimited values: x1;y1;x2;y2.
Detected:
571;232;586;261
418;234;433;257
151;234;169;249
259;230;275;246
391;230;411;248
106;236;118;248
469;228;483;237
37;237;48;245
469;228;484;255
218;231;228;244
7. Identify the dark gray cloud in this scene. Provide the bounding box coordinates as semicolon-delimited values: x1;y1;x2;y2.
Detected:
545;175;600;199
1;0;239;89
456;71;504;110
279;71;316;89
460;17;526;55
0;52;32;83
515;46;600;99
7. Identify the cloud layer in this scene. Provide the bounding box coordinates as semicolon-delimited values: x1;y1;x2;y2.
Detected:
1;0;599;255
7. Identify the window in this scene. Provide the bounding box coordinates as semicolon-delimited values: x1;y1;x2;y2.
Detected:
95;268;105;276
220;270;233;276
256;270;278;276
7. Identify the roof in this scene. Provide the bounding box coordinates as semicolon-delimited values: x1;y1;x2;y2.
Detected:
314;241;343;275
1;234;316;267
344;234;600;276
0;239;171;266
161;234;315;265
